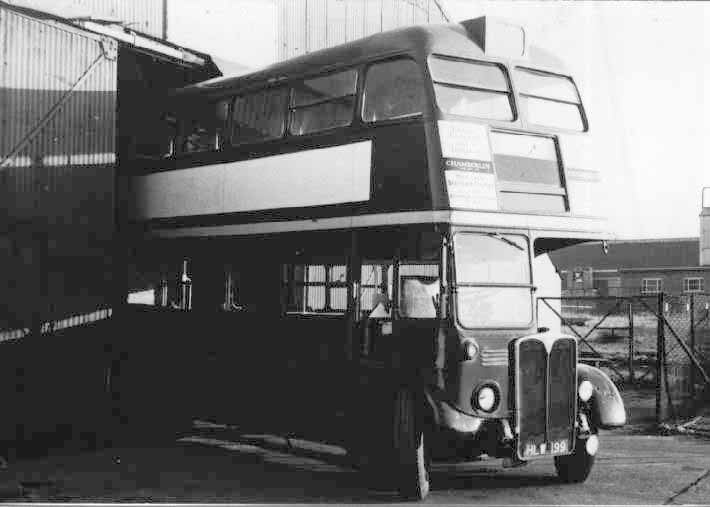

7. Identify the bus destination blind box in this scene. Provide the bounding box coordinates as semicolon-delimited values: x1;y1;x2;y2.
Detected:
461;17;526;59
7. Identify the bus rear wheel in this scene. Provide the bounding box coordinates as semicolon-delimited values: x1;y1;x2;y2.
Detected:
554;433;597;483
393;388;430;500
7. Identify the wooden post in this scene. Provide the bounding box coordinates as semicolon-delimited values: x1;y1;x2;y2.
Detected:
656;292;667;425
689;294;696;401
628;302;635;385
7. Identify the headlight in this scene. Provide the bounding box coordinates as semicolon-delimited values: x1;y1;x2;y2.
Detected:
578;380;594;402
462;340;479;361
475;385;499;412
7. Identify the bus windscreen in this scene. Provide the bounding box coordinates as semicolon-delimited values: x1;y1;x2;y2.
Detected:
453;232;532;328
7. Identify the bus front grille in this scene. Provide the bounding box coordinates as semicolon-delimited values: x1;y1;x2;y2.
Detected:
480;347;508;366
514;336;576;460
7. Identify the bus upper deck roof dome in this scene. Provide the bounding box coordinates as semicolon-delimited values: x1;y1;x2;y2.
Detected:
461;17;526;59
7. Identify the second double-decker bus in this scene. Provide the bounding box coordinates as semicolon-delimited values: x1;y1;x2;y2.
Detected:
120;16;626;500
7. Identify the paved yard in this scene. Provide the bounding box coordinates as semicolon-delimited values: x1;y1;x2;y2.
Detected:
1;425;709;504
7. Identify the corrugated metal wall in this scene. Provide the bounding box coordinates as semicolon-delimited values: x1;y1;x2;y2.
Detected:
4;0;166;38
277;0;448;60
0;5;117;331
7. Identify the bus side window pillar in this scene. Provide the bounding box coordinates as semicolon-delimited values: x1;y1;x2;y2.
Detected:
345;231;361;362
157;261;169;307
434;236;450;376
180;259;192;311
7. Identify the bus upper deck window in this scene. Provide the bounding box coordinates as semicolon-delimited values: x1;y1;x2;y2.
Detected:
429;56;514;121
290;69;357;136
232;87;288;145
181;100;228;153
362;59;425;122
515;67;586;131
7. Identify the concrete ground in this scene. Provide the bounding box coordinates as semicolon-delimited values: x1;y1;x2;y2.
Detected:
1;424;710;504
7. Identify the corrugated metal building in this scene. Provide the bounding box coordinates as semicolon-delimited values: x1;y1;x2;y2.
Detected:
1;4;118;337
0;2;218;338
170;0;449;71
276;0;449;59
701;188;710;267
0;1;220;447
3;0;166;38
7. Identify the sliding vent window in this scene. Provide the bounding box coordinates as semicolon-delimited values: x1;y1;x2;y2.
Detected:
363;58;425;122
231;87;288;146
282;264;347;315
290;69;357;135
515;68;586;131
429;56;514;121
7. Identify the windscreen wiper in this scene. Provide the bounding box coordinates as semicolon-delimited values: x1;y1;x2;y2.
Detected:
487;232;524;251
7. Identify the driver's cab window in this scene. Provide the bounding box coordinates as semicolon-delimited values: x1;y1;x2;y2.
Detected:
358;260;440;358
359;261;440;320
361;263;393;319
398;263;440;319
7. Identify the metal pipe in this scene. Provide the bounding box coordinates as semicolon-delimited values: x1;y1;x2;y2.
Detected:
628;302;634;385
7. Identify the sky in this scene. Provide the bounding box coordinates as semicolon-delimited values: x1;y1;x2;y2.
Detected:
168;0;710;240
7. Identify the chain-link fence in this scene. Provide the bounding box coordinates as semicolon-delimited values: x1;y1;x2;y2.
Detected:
658;293;710;422
539;293;710;427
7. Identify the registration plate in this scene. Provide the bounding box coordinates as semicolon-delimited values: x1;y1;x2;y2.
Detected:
522;439;570;458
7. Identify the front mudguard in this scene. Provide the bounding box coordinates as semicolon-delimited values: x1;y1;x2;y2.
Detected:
423;387;483;435
577;363;626;428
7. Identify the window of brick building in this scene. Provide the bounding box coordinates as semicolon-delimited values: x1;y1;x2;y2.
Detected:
641;278;662;294
683;277;704;293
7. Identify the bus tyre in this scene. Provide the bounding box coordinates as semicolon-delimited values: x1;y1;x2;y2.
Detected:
393;388;430;500
554;434;597;483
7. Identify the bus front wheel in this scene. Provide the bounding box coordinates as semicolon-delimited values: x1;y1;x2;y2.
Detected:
554;433;597;483
393;388;430;500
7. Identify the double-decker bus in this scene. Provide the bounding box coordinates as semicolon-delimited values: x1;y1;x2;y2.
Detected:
120;16;626;500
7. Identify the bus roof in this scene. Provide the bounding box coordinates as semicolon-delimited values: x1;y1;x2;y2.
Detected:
171;18;568;101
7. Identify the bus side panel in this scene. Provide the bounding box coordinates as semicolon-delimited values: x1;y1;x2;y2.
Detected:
275;314;348;440
367;122;431;213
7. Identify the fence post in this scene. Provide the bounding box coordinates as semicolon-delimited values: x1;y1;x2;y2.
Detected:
656;292;666;425
689;293;696;402
628;302;635;385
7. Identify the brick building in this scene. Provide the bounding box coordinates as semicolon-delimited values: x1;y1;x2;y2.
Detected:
551;190;710;297
549;237;710;297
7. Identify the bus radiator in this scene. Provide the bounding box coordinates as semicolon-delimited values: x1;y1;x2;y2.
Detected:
514;336;577;460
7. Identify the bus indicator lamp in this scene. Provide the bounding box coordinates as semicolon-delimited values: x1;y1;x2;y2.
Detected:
462;340;479;361
578;380;594;402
